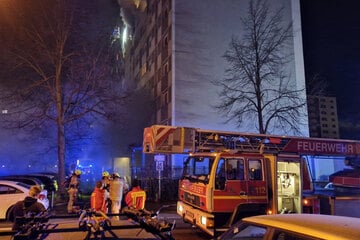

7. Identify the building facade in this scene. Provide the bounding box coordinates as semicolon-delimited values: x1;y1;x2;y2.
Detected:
307;95;340;139
119;0;307;177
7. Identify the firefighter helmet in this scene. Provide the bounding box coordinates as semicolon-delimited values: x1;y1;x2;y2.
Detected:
112;172;120;178
74;169;82;176
102;171;110;177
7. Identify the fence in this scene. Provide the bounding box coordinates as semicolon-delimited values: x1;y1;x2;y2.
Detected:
139;178;179;202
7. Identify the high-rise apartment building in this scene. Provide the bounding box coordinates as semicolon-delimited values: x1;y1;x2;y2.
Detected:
307;96;340;138
119;0;307;176
121;0;307;132
121;0;173;126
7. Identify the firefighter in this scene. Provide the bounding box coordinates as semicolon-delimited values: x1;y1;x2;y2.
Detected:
101;171;111;213
109;172;125;220
91;181;106;212
125;179;146;210
67;169;81;214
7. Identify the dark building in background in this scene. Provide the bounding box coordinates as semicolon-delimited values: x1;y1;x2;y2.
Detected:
301;0;360;140
307;96;340;139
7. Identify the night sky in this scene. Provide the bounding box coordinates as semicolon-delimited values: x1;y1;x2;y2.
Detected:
301;0;360;139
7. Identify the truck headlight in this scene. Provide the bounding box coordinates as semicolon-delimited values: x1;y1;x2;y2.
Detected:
178;205;183;213
200;216;214;227
200;216;207;225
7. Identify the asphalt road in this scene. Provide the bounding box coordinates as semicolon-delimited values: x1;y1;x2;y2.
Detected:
0;201;211;240
0;209;211;240
172;225;212;240
0;218;210;240
0;218;163;239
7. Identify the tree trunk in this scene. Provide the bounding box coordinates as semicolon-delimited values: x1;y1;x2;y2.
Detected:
57;123;66;193
55;60;65;194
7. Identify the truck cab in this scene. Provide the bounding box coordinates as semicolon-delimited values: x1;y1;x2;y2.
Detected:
143;125;360;237
177;151;307;236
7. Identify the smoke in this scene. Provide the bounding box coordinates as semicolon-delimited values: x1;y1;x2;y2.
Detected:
117;0;147;29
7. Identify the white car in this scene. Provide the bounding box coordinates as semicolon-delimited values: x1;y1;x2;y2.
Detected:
218;214;360;240
0;180;49;220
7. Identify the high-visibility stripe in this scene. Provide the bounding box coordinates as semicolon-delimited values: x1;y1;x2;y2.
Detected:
213;195;267;200
154;126;175;146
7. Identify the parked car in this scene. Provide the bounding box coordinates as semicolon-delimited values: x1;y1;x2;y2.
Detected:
217;214;360;240
23;173;58;192
0;176;44;190
0;180;49;220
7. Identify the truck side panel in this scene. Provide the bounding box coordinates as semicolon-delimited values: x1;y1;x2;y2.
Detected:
333;197;360;218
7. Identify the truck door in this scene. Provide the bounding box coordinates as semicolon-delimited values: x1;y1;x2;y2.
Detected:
276;156;301;213
247;159;267;201
224;158;247;194
214;158;247;212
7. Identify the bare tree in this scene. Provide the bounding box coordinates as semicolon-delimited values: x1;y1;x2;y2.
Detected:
0;0;126;190
214;0;306;134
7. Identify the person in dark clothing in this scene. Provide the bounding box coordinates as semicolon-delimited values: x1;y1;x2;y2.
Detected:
11;185;46;230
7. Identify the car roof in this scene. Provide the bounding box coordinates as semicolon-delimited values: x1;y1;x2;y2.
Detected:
23;174;56;185
0;176;43;184
242;214;360;240
0;180;31;190
24;173;54;178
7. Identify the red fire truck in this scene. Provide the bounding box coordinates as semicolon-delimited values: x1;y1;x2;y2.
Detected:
143;125;360;236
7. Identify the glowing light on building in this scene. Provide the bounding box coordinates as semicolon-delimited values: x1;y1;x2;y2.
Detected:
122;25;128;48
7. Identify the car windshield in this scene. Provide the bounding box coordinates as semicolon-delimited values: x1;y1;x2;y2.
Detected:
181;156;215;183
221;223;266;239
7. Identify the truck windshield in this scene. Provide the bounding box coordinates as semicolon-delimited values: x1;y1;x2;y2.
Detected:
182;156;215;183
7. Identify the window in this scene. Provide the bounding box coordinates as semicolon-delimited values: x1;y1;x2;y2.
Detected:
226;159;244;180
161;91;169;106
0;184;21;194
249;160;262;180
230;224;266;239
274;230;316;240
216;159;226;190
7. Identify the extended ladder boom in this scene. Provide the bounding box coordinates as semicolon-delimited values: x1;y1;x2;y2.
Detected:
143;125;360;156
